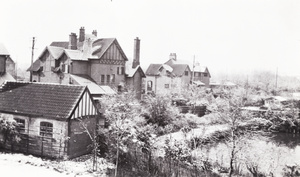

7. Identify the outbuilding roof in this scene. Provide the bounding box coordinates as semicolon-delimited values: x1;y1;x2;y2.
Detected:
0;43;10;56
0;81;86;119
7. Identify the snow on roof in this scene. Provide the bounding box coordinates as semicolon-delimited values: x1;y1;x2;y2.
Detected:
0;43;10;56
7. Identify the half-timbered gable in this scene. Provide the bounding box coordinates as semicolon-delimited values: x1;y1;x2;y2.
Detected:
70;88;98;119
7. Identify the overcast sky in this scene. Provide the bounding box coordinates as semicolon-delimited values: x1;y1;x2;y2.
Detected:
1;0;300;78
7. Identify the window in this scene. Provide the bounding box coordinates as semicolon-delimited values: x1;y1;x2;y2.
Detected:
40;122;53;138
112;74;115;83
121;67;125;75
165;84;169;88
147;81;153;91
15;118;25;133
55;59;60;68
185;71;189;76
101;75;105;83
204;73;208;77
107;75;110;84
117;67;120;75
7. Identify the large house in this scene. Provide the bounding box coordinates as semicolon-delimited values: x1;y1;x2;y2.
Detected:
27;27;145;99
164;53;211;87
0;81;101;159
145;54;191;94
144;53;211;94
0;43;16;85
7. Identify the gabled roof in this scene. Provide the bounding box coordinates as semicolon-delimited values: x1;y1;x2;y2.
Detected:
165;58;210;74
171;64;190;77
145;64;174;76
37;46;64;60
0;81;86;119
126;66;146;78
0;43;10;56
145;64;163;76
92;38;128;61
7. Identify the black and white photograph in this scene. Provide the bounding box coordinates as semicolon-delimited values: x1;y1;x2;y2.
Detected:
1;0;300;176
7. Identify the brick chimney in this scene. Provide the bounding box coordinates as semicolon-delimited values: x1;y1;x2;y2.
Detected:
79;27;85;42
132;37;140;69
69;33;77;50
92;30;97;37
169;53;177;61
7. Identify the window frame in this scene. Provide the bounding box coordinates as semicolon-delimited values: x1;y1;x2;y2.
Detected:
40;122;53;138
14;118;25;133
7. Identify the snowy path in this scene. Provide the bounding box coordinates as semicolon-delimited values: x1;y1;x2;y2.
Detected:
0;159;73;177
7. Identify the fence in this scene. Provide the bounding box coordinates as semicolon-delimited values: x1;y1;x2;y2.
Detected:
0;128;67;159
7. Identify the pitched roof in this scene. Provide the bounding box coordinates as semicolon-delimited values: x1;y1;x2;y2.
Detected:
145;64;163;76
0;43;10;56
63;49;84;60
171;64;190;77
165;58;210;73
0;81;86;119
92;38;128;60
70;74;116;95
27;59;41;72
0;73;15;85
50;41;69;49
37;46;64;60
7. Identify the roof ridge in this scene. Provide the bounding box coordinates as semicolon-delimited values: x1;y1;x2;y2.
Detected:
5;81;85;87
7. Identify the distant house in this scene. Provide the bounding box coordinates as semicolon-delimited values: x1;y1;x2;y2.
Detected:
27;27;145;99
0;43;15;85
164;53;211;87
145;54;191;94
0;81;101;159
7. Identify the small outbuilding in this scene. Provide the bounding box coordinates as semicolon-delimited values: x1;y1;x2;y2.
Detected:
0;81;102;159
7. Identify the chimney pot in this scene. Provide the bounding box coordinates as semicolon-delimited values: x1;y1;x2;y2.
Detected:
92;30;97;37
169;53;177;61
79;27;85;42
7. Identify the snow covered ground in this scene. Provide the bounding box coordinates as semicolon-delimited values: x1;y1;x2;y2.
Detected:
0;152;113;177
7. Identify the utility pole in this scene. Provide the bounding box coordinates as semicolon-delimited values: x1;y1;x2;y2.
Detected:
192;55;195;83
275;67;278;89
30;37;35;82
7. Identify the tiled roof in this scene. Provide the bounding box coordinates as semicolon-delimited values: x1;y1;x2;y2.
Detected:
145;64;163;76
0;43;10;56
50;42;69;49
0;81;85;119
171;64;190;77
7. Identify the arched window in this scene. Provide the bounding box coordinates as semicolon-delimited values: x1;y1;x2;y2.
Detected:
40;122;53;138
147;81;153;91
